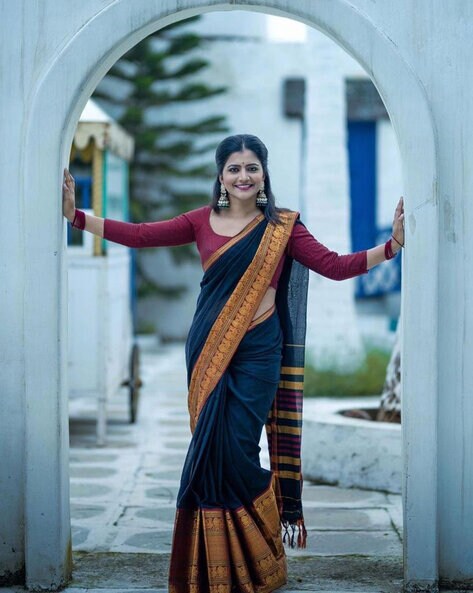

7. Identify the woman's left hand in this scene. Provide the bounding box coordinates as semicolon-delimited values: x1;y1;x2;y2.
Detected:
391;196;404;251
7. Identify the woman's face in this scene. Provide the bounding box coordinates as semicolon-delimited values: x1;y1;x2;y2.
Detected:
219;148;265;206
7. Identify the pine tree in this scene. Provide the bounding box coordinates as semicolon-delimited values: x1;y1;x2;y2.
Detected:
93;16;228;298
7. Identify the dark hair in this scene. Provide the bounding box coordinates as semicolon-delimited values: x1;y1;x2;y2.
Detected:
211;134;281;224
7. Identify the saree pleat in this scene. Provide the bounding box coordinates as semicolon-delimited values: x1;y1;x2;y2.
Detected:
169;213;300;593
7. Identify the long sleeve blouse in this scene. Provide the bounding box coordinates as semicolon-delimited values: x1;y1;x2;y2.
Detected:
103;206;367;289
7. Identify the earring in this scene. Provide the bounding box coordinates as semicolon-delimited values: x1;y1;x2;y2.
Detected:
217;183;230;208
256;184;268;207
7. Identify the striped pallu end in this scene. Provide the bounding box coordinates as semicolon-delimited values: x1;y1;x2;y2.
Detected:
267;230;309;549
266;360;306;548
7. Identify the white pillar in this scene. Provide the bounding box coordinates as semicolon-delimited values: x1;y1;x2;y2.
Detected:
435;65;473;582
304;30;364;370
23;137;72;589
0;3;29;584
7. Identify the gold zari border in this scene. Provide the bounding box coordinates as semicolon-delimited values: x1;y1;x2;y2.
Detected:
169;484;286;593
188;212;298;432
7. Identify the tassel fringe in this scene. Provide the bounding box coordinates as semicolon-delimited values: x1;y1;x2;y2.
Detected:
281;518;307;549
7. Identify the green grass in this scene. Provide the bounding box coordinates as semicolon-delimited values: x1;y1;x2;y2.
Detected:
135;321;156;335
304;348;390;397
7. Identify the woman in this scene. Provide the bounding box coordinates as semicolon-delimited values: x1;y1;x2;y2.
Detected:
63;134;404;593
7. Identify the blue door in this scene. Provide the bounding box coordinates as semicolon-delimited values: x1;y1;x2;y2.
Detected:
348;121;377;254
347;121;401;297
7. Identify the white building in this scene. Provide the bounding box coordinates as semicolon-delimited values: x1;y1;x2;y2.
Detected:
129;11;402;369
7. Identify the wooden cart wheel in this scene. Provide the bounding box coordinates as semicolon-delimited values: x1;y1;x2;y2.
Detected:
128;343;142;424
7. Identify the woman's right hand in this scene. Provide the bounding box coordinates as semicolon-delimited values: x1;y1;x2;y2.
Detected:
63;168;76;222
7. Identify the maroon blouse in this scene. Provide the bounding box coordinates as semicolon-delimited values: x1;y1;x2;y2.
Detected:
103;206;367;289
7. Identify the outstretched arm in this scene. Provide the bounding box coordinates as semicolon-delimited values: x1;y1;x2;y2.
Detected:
288;196;404;280
62;169;195;248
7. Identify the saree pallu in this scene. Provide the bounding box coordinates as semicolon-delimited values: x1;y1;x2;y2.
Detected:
169;212;308;593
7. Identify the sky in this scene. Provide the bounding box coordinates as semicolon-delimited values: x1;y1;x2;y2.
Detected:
266;15;308;42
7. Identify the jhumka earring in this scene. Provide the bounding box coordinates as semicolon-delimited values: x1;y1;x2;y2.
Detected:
256;184;268;207
217;183;230;208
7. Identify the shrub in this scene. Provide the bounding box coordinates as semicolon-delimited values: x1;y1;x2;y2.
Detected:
304;348;390;397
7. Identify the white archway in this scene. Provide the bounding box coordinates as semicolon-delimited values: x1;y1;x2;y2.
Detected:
22;1;438;590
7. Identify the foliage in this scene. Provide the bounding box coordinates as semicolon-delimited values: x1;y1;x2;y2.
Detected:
93;16;229;297
304;348;391;397
135;320;157;335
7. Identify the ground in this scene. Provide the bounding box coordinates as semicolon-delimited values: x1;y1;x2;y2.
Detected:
0;341;404;593
59;340;403;593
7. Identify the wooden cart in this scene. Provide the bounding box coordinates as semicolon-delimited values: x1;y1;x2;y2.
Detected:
67;99;141;445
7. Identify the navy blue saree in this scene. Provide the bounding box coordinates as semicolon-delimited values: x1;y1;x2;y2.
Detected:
169;212;309;593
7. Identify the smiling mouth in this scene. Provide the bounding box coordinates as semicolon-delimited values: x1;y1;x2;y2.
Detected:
234;184;254;189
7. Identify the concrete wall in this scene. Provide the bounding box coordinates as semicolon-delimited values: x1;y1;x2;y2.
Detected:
2;0;472;591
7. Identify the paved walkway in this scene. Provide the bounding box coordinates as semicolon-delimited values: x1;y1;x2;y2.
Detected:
67;339;403;592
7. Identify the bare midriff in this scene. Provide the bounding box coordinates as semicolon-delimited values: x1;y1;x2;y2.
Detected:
208;211;278;322
253;287;276;321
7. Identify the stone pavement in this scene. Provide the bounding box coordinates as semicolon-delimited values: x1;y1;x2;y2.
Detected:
66;339;403;592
